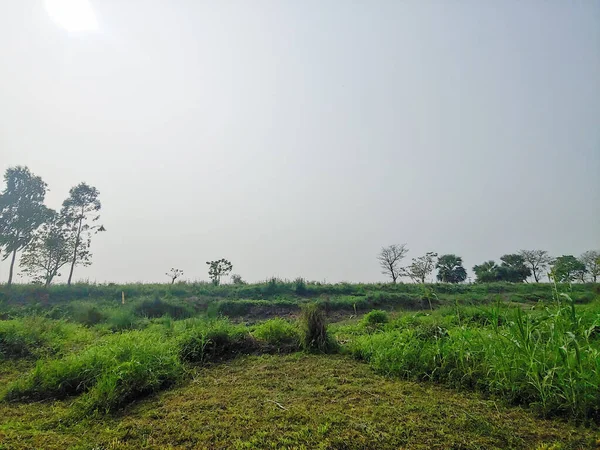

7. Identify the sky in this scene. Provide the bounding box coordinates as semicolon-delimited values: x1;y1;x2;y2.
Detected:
0;0;599;284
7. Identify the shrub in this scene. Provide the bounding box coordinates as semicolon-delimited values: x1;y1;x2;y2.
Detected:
70;302;107;326
177;319;256;363
133;296;194;319
294;277;308;296
361;309;389;327
300;303;337;353
4;329;182;415
253;318;300;350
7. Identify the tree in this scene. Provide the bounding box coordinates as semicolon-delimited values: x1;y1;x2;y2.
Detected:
551;255;586;283
166;268;183;284
61;183;105;285
377;244;408;284
206;259;233;285
436;254;467;283
473;261;499;283
0;166;49;286
404;252;437;283
580;250;600;283
20;210;73;287
231;274;245;285
518;250;552;282
497;254;531;283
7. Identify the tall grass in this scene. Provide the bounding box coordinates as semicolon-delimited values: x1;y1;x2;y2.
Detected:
349;296;600;422
3;329;183;415
300;303;337;353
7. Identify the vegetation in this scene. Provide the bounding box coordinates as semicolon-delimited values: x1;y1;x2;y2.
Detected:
206;258;233;285
377;243;408;284
436;253;467;283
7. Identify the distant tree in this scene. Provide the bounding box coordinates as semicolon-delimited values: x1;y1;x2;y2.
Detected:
551;255;586;283
436;254;467;283
206;259;233;285
473;261;499;283
20;210;73;287
580;250;600;283
404;252;437;283
519;249;553;282
166;268;184;284
497;254;531;283
231;274;245;285
61;183;105;285
0;166;49;286
377;244;408;284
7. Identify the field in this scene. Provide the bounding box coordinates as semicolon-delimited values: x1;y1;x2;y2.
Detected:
1;281;599;449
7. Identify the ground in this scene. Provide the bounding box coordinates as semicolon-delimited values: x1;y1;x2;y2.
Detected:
1;354;598;450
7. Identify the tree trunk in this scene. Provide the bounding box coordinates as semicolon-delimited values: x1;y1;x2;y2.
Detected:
7;248;17;287
67;216;84;286
533;270;539;283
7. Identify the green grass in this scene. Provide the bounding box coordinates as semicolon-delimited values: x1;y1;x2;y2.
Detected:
347;297;600;422
0;354;598;449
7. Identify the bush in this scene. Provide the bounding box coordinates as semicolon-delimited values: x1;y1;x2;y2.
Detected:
361;309;389;327
177;319;256;363
300;303;337;353
4;329;182;416
70;302;107;326
133;296;194;319
0;317;93;360
253;318;300;350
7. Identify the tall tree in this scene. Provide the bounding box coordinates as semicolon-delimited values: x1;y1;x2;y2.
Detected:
404;252;437;283
0;166;49;286
580;250;600;283
20;210;73;287
377;244;408;284
436;254;467;283
551;255;586;283
61;183;105;285
473;261;499;283
497;254;531;283
519;249;553;282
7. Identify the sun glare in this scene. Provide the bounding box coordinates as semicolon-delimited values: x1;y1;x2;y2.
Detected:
44;0;99;33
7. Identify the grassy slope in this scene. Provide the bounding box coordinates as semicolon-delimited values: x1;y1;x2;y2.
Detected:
1;354;598;450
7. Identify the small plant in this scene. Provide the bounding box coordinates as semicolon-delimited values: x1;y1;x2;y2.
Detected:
231;274;245;285
166;268;184;284
362;309;389;327
294;277;307;296
300;303;336;353
206;259;233;286
253;318;300;350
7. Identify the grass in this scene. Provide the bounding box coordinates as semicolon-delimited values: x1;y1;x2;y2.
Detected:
346;296;600;422
0;354;598;449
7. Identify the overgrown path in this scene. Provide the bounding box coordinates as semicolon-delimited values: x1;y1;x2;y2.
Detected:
1;354;597;449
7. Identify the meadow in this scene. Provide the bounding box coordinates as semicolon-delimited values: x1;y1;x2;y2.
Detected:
0;280;599;449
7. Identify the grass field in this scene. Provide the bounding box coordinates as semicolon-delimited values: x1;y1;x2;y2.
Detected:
1;281;599;449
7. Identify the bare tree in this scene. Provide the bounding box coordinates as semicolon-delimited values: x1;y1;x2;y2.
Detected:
377;244;408;284
166;268;184;284
519;249;552;282
404;252;438;283
580;250;600;283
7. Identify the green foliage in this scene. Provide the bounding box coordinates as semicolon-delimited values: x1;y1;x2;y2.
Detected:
0;317;93;359
497;254;532;283
206;259;233;285
552;255;587;283
294;277;308;295
4;329;183;416
132;296;194;319
436;254;467;283
60;182;105;285
361;309;390;328
580;250;600;283
252;318;300;349
0;166;50;285
473;261;499;283
300;303;337;353
404;252;438;283
19;210;73;287
349;297;600;421
70;302;107;326
177;318;255;363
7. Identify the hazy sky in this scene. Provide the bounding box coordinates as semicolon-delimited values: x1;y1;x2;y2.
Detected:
1;1;599;284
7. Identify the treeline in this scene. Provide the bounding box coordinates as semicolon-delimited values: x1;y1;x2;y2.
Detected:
0;166;105;287
378;245;599;284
